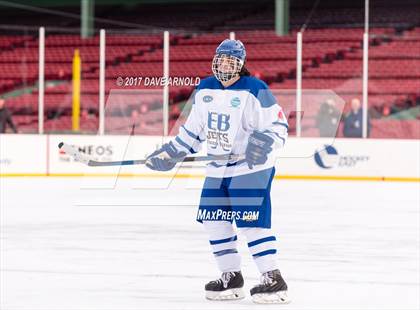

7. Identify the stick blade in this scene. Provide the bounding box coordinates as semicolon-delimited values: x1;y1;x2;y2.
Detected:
87;160;105;167
59;142;90;165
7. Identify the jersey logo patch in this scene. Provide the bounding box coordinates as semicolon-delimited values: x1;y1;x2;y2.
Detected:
203;95;213;103
230;97;241;108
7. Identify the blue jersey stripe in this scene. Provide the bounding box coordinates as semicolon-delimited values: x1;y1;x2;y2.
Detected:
175;136;197;154
209;235;238;245
263;130;285;145
213;249;238;257
252;249;277;257
248;236;276;248
181;125;204;143
272;121;289;129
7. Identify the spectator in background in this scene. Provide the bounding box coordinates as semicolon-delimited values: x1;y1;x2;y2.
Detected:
343;98;370;137
81;108;96;120
58;68;65;79
382;105;391;117
315;98;340;137
131;109;139;122
139;103;148;114
131;109;146;129
0;98;18;133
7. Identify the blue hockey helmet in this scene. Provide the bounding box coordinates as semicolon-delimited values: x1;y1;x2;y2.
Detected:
212;39;246;82
215;39;246;62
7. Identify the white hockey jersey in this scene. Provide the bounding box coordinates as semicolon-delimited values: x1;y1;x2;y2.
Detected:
171;76;288;178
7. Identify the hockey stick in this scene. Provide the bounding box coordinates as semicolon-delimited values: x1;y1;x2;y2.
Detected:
58;142;244;167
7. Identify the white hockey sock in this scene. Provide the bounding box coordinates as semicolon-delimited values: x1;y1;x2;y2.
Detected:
203;221;241;273
240;227;278;274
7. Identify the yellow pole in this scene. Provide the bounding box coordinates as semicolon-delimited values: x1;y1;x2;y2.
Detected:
72;49;81;131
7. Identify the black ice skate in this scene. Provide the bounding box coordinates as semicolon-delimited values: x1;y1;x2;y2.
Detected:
250;269;291;304
205;271;245;301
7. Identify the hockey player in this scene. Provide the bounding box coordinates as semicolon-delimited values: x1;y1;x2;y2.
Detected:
145;39;290;304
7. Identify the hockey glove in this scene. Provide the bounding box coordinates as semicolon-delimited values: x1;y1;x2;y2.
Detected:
245;131;274;169
145;143;186;171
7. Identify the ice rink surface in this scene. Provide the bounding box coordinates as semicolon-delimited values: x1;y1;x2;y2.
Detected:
1;176;419;310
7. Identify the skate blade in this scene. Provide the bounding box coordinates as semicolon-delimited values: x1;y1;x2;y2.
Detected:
252;290;291;304
205;288;245;301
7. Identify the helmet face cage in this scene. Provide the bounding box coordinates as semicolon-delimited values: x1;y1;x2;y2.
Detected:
212;54;244;82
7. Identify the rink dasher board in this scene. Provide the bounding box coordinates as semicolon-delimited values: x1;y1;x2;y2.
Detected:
0;134;419;182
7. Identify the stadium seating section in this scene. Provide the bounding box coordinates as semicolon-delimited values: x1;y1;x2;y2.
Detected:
0;2;419;138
